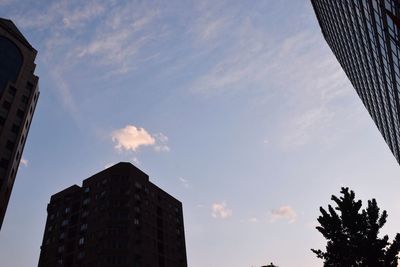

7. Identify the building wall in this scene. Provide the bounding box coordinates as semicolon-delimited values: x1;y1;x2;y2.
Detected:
38;162;187;267
0;18;40;230
311;0;400;164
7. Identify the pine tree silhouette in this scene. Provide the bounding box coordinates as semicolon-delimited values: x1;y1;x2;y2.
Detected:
312;187;400;266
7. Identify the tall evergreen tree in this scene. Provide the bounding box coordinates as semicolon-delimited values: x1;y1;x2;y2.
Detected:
312;187;400;267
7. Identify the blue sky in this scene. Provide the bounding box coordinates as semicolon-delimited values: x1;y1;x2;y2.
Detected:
1;0;400;266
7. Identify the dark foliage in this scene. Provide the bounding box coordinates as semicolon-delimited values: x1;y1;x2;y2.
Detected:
312;187;400;267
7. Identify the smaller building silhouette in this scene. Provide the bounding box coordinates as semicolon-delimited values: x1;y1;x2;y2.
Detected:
38;162;187;267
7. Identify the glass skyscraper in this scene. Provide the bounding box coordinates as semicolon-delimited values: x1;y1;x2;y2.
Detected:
311;1;400;164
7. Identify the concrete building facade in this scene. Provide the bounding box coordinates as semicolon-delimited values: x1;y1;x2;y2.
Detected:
38;162;187;267
0;18;40;229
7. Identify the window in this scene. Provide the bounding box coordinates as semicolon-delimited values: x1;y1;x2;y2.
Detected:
134;218;140;225
61;219;69;226
84;187;90;193
16;109;24;118
59;232;66;240
8;87;16;96
80;224;88;231
26;82;33;92
5;140;14;151
2;101;11;110
21;95;29;104
77;252;85;259
0;37;22;93
65;207;71;214
57;246;65;253
11;124;19;133
82;198;90;205
0;158;9;168
0;116;5;125
78;237;85;245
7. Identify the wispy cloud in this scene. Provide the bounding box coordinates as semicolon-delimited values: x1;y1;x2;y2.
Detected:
179;177;189;188
211;201;232;219
76;5;159;73
248;217;259;223
191;17;360;148
269;205;297;224
0;0;14;6
62;1;105;29
10;1;164;121
154;133;170;152
194;16;230;43
132;157;140;165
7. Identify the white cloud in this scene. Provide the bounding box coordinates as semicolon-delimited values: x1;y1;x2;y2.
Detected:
111;125;170;153
112;125;155;152
20;158;28;167
270;205;297;224
212;201;232;219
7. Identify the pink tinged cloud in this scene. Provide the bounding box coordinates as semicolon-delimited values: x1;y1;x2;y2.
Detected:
211;202;232;219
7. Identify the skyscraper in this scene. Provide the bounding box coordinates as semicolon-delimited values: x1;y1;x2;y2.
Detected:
0;18;40;230
311;1;400;164
38;162;187;267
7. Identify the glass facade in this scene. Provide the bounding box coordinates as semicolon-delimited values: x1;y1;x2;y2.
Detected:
0;36;22;93
312;0;400;164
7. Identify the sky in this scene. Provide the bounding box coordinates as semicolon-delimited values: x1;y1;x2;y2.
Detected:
1;0;400;266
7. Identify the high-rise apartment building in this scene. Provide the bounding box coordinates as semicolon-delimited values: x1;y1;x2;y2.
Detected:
38;162;187;267
0;18;40;229
311;1;400;163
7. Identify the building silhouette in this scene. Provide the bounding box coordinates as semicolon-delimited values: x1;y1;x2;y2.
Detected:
38;162;187;267
0;18;39;230
311;1;400;164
